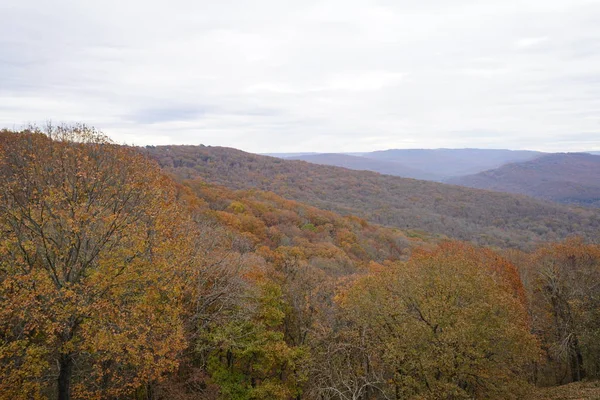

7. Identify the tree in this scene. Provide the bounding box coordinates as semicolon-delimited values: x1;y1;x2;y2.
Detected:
0;126;188;399
524;239;600;384
339;242;540;399
201;278;307;400
308;325;389;400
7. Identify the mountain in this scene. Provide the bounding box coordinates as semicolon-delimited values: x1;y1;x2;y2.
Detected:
145;145;600;249
3;128;598;398
275;148;544;181
365;148;543;178
285;153;440;180
263;152;320;157
448;153;600;207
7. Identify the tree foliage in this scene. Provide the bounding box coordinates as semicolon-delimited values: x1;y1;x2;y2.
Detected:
336;242;540;399
0;126;188;399
1;126;596;400
509;239;600;386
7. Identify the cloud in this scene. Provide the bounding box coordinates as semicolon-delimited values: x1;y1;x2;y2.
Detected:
0;0;599;152
515;37;549;48
324;70;405;91
127;106;209;124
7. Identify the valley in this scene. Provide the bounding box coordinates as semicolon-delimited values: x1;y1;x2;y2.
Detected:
2;127;599;400
146;144;600;249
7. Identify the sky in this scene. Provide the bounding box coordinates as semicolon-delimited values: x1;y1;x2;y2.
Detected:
1;0;599;153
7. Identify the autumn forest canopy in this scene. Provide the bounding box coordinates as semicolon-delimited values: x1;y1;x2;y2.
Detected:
1;125;600;400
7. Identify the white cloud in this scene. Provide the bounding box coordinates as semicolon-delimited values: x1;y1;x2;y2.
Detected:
0;0;599;152
324;70;405;91
515;37;549;48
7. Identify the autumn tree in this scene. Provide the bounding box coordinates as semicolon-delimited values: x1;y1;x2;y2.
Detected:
199;277;307;400
339;242;540;399
308;321;388;400
520;238;600;384
0;126;190;399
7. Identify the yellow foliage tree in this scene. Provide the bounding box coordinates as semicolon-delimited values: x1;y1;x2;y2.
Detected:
340;242;540;399
524;238;600;384
0;126;189;399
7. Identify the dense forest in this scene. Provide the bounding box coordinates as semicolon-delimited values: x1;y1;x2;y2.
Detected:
2;126;600;400
280;151;600;208
449;153;600;207
145;145;600;249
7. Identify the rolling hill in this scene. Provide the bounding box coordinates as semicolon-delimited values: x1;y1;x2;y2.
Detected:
144;145;600;249
285;153;439;180
3;127;599;398
365;148;543;178
273;148;543;181
449;153;600;207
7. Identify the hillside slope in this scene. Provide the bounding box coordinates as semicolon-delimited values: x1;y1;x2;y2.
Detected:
285;153;439;180
449;153;600;207
366;148;543;178
144;145;600;249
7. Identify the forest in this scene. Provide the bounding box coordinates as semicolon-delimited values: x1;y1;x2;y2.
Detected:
448;153;600;208
1;126;600;400
145;145;600;249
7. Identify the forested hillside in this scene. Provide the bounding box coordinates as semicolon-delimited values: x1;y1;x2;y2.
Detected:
0;126;424;399
145;145;600;249
449;153;600;207
2;127;600;400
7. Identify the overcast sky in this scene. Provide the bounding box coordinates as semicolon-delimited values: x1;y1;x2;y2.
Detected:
1;0;599;152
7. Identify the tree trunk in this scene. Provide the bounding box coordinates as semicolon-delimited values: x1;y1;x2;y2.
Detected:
570;335;586;382
58;353;74;400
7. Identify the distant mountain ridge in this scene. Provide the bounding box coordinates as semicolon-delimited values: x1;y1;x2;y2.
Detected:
145;145;600;249
263;152;320;158
278;149;600;208
365;148;543;178
448;153;600;207
272;148;543;180
286;153;439;180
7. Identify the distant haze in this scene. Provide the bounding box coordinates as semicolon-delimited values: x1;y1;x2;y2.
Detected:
282;149;543;180
1;0;600;152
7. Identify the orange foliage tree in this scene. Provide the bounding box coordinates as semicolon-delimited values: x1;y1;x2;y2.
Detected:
336;242;540;399
516;238;600;385
0;126;190;399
